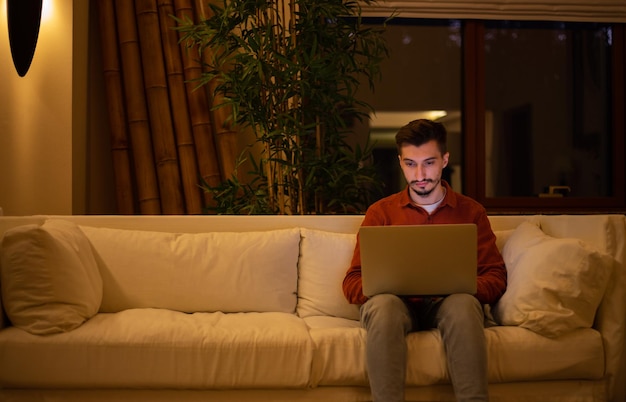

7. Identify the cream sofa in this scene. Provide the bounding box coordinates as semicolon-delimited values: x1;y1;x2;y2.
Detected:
0;214;624;402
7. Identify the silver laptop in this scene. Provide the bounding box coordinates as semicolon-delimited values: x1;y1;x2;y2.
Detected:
359;224;477;297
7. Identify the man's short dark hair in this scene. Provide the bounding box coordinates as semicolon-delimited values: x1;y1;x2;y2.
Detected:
395;119;448;155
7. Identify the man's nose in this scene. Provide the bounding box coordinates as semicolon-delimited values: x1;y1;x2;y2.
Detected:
415;165;425;181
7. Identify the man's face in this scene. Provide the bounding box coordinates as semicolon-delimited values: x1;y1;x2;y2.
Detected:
398;140;449;199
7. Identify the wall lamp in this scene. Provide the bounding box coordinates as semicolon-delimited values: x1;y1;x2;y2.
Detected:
7;0;43;77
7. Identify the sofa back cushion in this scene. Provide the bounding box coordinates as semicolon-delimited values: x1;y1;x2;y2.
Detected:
297;229;360;320
0;219;103;334
80;225;301;313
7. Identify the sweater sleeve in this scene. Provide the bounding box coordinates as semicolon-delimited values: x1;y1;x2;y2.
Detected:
474;212;507;305
342;209;385;305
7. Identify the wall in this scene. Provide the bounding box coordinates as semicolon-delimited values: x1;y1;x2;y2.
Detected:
0;0;114;216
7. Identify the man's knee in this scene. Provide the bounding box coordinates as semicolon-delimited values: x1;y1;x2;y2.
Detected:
360;294;410;331
437;293;483;325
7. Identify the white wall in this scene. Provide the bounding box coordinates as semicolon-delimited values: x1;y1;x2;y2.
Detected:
0;0;93;216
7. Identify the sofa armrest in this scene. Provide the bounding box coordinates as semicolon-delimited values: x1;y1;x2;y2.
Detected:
591;215;626;402
0;283;5;330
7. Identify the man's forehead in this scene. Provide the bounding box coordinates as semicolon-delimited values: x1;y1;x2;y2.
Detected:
399;146;442;160
399;142;446;159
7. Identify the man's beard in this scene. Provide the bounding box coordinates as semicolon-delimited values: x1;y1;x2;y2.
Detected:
409;178;440;198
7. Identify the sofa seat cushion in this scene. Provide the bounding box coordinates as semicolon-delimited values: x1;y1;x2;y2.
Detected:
304;316;368;387
304;317;604;387
304;316;448;387
486;326;604;382
0;309;313;389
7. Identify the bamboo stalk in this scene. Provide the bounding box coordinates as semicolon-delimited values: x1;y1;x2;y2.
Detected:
277;147;286;214
285;0;305;214
209;101;239;180
114;0;162;214
264;142;277;213
135;0;185;214
173;0;222;209
315;113;323;214
275;1;291;214
193;0;238;182
259;5;284;213
157;0;203;214
96;0;136;214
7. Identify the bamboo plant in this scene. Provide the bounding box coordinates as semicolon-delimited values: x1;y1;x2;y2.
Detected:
176;0;389;214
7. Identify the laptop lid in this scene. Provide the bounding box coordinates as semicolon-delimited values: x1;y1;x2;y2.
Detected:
359;224;477;297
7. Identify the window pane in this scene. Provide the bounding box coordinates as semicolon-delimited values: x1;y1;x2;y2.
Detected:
484;21;613;198
355;19;463;199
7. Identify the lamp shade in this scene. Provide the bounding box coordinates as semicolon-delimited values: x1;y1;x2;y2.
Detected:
7;0;43;77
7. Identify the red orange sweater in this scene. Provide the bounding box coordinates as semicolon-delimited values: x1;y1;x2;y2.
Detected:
342;181;507;306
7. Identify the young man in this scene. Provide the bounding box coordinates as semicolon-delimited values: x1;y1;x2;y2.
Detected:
343;119;507;402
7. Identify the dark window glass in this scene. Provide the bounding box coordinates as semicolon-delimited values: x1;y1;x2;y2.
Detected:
483;21;613;198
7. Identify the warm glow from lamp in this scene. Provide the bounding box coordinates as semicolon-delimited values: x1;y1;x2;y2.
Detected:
2;0;54;22
41;0;53;22
1;0;53;20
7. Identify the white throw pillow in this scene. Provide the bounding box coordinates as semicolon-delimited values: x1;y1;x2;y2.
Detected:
492;222;614;338
80;226;300;314
297;229;360;320
0;219;103;335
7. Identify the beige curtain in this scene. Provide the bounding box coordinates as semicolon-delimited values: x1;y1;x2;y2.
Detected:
96;0;237;214
363;0;626;22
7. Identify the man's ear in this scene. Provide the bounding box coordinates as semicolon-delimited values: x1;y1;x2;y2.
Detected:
442;152;450;168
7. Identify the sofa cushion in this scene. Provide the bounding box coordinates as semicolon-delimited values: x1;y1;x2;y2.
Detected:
79;225;301;313
303;316;604;387
485;326;604;382
297;229;360;320
493;222;614;338
305;316;450;387
0;219;102;335
304;316;369;387
0;309;313;388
